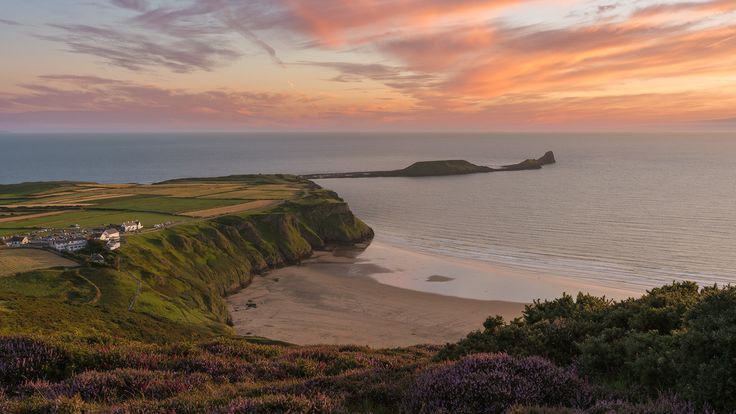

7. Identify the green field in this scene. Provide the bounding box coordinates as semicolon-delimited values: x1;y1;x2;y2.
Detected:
93;195;246;214
0;177;311;235
0;249;78;276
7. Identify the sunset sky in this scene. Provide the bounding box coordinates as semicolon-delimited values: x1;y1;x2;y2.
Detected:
1;0;735;131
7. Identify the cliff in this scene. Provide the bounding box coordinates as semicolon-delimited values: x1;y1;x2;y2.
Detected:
0;177;373;341
537;151;556;165
119;196;373;329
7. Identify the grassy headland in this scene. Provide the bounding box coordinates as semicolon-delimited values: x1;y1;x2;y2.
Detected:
0;175;372;342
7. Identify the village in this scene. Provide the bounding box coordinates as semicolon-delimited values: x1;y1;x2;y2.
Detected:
0;220;150;263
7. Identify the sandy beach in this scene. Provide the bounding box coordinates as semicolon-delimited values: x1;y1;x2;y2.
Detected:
227;241;643;347
227;247;526;347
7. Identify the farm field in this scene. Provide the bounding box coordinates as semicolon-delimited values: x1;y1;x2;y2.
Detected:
0;176;309;236
0;249;78;276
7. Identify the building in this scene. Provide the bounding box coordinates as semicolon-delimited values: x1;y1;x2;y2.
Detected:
50;238;87;252
6;236;29;247
90;253;105;264
106;240;121;251
96;228;120;241
120;220;143;232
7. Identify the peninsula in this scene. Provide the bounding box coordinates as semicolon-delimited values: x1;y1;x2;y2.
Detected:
302;151;555;179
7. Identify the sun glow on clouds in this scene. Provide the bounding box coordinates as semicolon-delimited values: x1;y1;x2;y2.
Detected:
0;0;735;131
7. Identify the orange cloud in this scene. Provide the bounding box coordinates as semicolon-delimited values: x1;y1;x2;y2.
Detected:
5;0;736;130
283;0;519;46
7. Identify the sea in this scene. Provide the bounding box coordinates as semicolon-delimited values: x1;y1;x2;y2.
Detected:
2;132;735;300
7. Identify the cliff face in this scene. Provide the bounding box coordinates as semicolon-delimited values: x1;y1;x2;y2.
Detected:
537;151;556;165
119;198;373;327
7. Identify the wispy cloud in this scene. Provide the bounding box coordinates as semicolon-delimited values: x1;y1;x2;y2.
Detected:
110;0;148;12
5;0;736;130
40;23;239;72
3;73;735;131
0;18;20;26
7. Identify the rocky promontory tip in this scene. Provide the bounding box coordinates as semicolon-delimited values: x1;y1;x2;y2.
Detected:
302;151;556;179
538;151;556;165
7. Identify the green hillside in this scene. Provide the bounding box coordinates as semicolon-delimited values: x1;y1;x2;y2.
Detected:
0;176;373;342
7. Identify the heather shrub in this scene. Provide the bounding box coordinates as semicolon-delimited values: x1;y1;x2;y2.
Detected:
13;394;87;414
170;353;252;381
405;353;590;414
0;336;71;387
108;390;243;414
220;393;339;414
21;368;211;403
198;338;282;361
0;389;13;413
507;406;578;414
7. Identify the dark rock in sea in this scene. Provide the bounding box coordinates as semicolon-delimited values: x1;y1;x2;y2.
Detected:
397;160;492;177
537;151;556;165
501;159;542;171
302;151;556;179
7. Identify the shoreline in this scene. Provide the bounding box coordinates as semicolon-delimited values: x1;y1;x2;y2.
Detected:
227;240;644;347
227;248;526;348
360;241;643;302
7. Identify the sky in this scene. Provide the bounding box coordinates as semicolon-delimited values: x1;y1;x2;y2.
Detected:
0;0;735;132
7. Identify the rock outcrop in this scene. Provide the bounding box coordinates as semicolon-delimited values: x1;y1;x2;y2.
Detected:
303;151;556;179
537;151;556;165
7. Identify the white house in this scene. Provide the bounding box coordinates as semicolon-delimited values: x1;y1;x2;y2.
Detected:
120;220;143;232
51;239;87;252
97;228;120;241
6;236;29;247
106;240;121;251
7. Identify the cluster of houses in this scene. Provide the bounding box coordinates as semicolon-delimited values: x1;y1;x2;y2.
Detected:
1;220;143;253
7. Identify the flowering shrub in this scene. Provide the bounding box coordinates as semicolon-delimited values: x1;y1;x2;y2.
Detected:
221;393;339;414
0;389;12;413
3;293;728;414
22;368;210;403
198;338;282;361
0;336;69;387
405;353;590;414
170;353;253;382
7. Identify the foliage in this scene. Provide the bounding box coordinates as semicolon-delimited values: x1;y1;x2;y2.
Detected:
2;283;734;413
438;282;736;412
0;335;432;413
405;353;590;414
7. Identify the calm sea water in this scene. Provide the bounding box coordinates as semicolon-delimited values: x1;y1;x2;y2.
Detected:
2;132;735;294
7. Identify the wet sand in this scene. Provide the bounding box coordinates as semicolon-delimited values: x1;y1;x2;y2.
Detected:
227;248;526;347
227;242;642;347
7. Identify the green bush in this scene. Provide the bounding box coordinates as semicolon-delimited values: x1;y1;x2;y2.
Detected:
439;282;734;411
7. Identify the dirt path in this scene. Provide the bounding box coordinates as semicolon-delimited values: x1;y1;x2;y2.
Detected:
70;270;102;305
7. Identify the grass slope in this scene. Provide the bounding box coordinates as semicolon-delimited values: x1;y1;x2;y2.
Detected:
0;175;373;343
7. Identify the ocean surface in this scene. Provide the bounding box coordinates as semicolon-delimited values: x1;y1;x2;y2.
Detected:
2;132;736;298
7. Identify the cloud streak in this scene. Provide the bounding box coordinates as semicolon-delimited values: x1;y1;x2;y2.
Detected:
4;0;736;130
